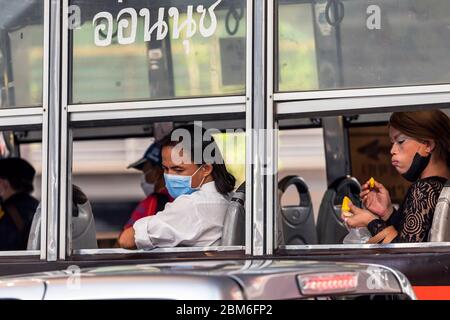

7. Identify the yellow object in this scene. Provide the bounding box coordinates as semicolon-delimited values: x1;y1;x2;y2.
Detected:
369;177;375;189
341;196;352;217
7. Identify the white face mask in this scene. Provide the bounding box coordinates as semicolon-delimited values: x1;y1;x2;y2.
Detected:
140;175;155;196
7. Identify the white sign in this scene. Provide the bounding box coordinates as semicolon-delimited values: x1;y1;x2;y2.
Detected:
92;0;222;47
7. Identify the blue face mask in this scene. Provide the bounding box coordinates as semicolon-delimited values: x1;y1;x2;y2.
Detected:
164;166;206;199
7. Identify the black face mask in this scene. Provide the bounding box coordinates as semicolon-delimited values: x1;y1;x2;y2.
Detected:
402;152;431;182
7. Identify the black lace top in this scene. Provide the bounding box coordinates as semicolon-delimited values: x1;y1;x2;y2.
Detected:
367;176;447;243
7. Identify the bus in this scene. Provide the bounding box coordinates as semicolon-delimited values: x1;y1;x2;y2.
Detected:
0;0;449;300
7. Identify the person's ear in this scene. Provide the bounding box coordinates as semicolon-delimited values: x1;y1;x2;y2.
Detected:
202;164;213;177
423;140;436;154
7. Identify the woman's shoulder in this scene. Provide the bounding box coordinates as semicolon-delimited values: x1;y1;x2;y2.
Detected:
411;176;447;192
408;177;447;203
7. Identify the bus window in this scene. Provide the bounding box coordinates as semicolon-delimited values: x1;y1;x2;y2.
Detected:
277;0;450;92
0;128;42;253
276;109;450;248
278;128;327;220
69;0;246;104
0;0;44;108
277;126;327;246
69;121;246;252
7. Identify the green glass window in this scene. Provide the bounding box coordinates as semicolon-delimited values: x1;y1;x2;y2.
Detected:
277;0;450;92
0;0;44;108
69;0;246;104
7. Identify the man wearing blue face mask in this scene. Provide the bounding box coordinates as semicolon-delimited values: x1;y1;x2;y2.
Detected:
118;125;236;250
120;142;173;233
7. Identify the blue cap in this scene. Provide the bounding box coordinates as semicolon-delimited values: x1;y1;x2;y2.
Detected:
127;142;162;170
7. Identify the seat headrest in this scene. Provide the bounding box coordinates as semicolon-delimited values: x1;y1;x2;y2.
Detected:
231;182;245;205
278;175;311;207
329;176;361;194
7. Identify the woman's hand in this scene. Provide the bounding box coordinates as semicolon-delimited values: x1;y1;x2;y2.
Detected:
118;227;137;249
342;203;378;228
360;179;393;220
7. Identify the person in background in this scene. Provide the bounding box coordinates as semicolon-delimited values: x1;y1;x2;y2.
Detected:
121;142;173;232
0;158;39;250
343;110;450;243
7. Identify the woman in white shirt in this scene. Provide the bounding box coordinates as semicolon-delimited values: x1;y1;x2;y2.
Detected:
118;124;236;249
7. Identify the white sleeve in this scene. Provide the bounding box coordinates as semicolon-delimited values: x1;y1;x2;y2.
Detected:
133;196;202;249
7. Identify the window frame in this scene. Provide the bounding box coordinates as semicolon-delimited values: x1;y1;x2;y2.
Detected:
275;0;450;96
271;0;450;254
4;0;450;263
0;0;49;259
58;0;255;259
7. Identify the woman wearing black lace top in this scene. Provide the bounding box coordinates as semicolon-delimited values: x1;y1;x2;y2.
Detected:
342;110;450;243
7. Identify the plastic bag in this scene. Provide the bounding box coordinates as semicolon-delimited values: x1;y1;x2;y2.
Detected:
343;227;372;244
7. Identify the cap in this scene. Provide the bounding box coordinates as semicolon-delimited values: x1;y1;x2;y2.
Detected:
127;142;162;171
0;157;36;189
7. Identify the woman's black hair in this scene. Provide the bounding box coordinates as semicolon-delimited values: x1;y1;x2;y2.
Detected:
159;124;236;196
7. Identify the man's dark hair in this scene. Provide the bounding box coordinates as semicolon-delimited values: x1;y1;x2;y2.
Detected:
159;124;236;196
0;158;36;193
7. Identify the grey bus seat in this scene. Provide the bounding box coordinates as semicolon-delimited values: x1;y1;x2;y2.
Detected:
278;176;318;245
27;187;98;250
316;176;361;244
26;203;41;250
72;200;98;249
221;182;246;246
428;179;450;242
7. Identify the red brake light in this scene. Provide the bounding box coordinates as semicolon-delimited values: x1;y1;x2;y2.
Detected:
297;272;358;296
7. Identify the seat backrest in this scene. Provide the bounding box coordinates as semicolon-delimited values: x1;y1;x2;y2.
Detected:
278;176;317;245
221;182;246;246
429;179;450;242
316;176;361;244
72;200;98;249
27;203;41;250
27;199;98;251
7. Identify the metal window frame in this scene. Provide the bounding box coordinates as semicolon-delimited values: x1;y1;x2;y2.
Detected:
0;0;49;259
0;251;40;257
45;0;62;262
279;242;450;251
244;0;253;256
59;0;254;258
73;246;245;256
265;0;276;255
271;1;450;253
250;0;268;256
2;0;450;262
40;0;51;260
276;91;450;118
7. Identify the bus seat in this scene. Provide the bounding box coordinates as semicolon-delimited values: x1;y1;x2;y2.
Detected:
316;176;361;244
72;199;98;250
428;179;450;242
278;176;317;245
26;203;41;250
27;188;98;250
221;182;246;246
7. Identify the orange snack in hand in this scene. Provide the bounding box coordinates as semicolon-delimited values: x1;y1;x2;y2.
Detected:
369;177;375;189
341;196;353;217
